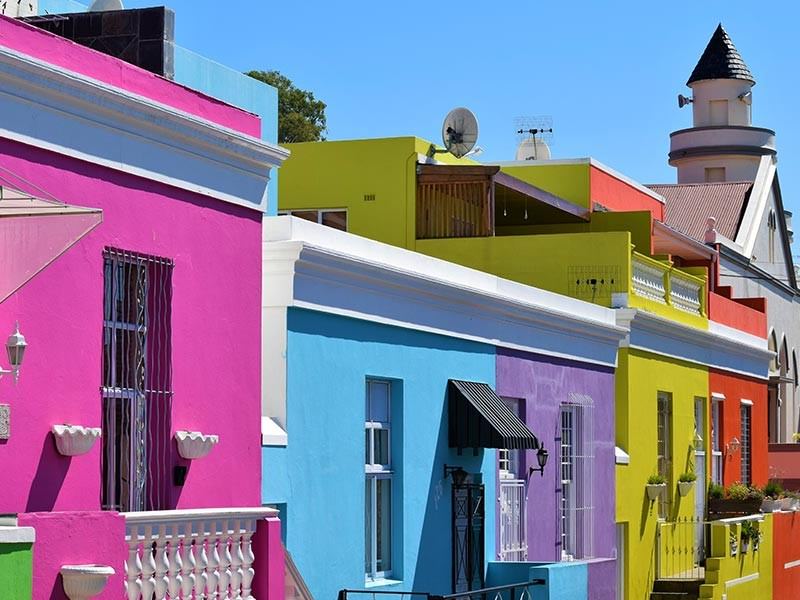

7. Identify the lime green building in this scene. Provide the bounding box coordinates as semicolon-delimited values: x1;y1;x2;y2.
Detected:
278;137;772;600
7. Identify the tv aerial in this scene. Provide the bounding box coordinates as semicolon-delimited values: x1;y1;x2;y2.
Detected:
428;107;480;159
514;116;553;160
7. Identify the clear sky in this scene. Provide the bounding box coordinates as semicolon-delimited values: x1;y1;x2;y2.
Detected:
124;0;799;243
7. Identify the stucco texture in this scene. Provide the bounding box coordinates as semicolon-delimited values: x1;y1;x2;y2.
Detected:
495;348;616;598
263;308;497;600
615;349;708;600
0;541;33;600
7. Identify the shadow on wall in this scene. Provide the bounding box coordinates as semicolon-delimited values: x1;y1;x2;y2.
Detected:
26;432;71;512
411;389;486;595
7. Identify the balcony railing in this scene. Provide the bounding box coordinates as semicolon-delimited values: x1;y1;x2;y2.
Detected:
417;180;494;240
631;252;705;316
338;579;545;600
123;507;275;600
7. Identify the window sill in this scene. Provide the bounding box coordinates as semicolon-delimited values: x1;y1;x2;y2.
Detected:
365;578;403;589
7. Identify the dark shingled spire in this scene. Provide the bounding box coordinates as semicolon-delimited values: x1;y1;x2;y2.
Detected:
687;24;755;86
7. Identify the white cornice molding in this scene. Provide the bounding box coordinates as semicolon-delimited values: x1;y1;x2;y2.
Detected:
736;155;775;257
616;308;771;379
263;217;626;368
0;44;289;211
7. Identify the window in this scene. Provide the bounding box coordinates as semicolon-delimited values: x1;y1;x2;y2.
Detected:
740;402;752;485
768;209;777;264
704;167;726;183
365;380;392;580
102;249;173;512
709;100;729;125
280;209;347;231
498;398;523;479
656;393;672;520
560;398;594;560
711;397;723;485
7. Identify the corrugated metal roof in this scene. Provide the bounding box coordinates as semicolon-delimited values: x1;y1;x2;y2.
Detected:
646;181;752;241
448;380;539;450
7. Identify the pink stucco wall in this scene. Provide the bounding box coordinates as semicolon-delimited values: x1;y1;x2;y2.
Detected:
18;512;127;600
0;15;261;138
0;137;263;513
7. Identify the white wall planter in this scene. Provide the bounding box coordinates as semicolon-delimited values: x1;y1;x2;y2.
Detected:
678;481;695;497
761;498;780;512
52;425;101;457
60;564;114;600
646;483;666;501
780;497;794;511
175;431;219;459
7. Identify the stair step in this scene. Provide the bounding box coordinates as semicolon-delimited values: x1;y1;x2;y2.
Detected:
653;579;703;593
650;594;697;600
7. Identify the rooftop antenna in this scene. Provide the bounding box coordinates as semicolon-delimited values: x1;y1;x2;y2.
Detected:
514;116;554;160
428;107;479;159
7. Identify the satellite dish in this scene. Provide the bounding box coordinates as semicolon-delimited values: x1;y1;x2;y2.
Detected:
89;0;124;11
516;138;551;161
677;94;694;109
442;108;478;159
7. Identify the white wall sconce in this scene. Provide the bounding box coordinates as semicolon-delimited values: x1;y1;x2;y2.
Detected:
726;437;741;455
1;322;26;383
175;431;219;459
52;425;102;456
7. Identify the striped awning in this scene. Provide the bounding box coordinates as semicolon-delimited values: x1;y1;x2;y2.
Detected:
447;379;539;450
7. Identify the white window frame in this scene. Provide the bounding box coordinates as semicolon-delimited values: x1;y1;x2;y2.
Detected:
560;399;594;560
279;208;348;230
365;380;392;582
656;392;672;521
740;400;752;485
711;394;724;485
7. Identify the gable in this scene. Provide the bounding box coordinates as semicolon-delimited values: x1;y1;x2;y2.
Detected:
748;179;796;287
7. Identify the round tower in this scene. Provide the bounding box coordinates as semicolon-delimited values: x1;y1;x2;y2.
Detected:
670;24;775;183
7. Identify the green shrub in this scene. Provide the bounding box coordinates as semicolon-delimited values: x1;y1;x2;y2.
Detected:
679;472;697;483
708;483;724;499
727;482;750;500
647;474;666;485
764;480;784;499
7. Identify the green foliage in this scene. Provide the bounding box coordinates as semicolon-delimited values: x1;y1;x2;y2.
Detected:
647;474;666;485
679;472;697;483
708;483;724;499
245;70;327;144
726;482;750;500
740;520;761;543
763;480;784;499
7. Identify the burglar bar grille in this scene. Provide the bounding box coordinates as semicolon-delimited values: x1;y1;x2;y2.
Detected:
102;248;173;512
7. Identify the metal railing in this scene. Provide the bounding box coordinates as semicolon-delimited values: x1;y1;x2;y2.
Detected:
338;580;545;600
656;516;708;580
499;479;527;561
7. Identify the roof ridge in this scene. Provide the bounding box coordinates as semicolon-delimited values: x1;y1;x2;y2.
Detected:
687;23;754;86
647;181;753;188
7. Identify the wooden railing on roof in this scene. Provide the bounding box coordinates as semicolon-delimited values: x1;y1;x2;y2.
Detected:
416;165;497;239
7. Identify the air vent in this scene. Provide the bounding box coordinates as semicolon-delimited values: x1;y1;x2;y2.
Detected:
363;194;376;202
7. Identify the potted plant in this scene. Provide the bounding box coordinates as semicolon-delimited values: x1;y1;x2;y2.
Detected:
740;520;759;554
647;474;667;501
729;530;738;556
708;482;764;518
787;490;800;511
678;472;697;497
762;480;783;512
792;432;800;443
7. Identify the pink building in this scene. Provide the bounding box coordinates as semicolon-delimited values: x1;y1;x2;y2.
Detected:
0;15;287;600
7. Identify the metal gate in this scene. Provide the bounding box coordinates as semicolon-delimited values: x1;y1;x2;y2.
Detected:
499;479;527;561
452;483;485;593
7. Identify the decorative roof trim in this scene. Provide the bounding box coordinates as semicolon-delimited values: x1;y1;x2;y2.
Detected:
687;24;755;86
0;43;288;211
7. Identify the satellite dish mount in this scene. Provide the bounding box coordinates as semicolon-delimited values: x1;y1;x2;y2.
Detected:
428;107;479;159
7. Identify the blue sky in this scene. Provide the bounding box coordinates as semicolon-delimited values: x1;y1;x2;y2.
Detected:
125;1;798;242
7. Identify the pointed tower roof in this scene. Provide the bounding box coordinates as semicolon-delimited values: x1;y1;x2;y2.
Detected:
687;24;755;86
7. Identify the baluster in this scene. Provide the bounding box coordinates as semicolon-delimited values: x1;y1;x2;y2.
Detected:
206;520;221;600
141;525;157;600
241;521;255;600
180;532;196;600
154;523;170;599
126;535;143;600
195;525;210;600
217;520;233;599
167;523;182;600
230;519;243;600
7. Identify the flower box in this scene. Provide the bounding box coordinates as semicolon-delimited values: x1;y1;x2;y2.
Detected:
708;497;762;518
52;425;101;457
175;430;219;459
678;481;695;497
761;498;781;512
646;483;666;501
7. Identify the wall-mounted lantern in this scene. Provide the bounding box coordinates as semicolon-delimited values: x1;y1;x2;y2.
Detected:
726;437;741;455
1;322;26;383
529;445;549;478
443;464;469;486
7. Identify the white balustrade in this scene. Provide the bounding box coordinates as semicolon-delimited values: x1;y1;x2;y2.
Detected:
632;255;668;304
670;272;703;315
124;508;276;600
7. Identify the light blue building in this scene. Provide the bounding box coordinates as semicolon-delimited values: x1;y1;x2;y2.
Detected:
261;217;625;600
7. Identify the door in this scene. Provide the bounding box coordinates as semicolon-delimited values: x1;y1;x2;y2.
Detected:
694;398;706;560
452;483;485;593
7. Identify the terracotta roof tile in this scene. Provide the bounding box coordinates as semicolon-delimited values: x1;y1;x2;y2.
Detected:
646;181;752;241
